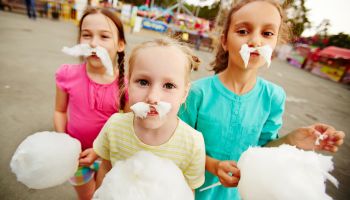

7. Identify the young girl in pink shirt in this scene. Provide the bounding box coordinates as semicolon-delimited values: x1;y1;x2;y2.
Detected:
54;7;127;200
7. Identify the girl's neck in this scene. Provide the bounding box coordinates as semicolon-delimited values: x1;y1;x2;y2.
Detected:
133;116;178;146
219;66;257;95
86;63;117;84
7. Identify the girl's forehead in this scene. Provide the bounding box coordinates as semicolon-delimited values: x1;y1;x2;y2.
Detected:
231;1;281;26
81;13;117;33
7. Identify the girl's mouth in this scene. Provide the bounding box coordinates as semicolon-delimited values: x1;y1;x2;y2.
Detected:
250;52;260;57
147;106;159;116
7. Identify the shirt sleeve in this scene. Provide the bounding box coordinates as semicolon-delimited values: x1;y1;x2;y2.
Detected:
183;132;206;189
259;88;286;146
178;85;202;129
93;117;112;160
55;64;69;92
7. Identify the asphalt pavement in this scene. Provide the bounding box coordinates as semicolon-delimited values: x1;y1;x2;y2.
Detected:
1;11;349;200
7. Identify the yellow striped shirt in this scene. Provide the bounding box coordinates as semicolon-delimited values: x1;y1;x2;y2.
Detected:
93;112;205;189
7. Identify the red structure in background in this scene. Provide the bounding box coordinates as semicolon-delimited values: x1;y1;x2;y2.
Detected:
305;46;350;84
318;46;350;60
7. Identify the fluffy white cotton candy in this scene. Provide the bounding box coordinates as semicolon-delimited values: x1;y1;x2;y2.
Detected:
155;101;172;118
239;44;273;68
130;101;172;119
237;144;338;200
62;43;92;57
62;44;114;76
239;44;251;68
315;131;327;146
10;131;81;189
130;102;150;119
93;151;193;200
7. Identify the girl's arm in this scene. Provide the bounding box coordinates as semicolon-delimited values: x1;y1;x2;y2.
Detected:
206;155;240;187
96;159;112;189
54;86;68;132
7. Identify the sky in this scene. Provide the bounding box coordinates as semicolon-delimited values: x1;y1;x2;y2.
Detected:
302;0;350;36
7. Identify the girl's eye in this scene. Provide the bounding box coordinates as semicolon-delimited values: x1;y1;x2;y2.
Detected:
82;34;91;38
263;31;274;37
137;79;149;86
164;83;176;89
102;35;110;39
237;29;249;35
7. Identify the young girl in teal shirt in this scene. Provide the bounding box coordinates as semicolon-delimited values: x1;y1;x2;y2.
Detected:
179;0;345;199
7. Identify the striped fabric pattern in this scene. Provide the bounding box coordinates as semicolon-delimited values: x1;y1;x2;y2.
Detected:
93;112;205;189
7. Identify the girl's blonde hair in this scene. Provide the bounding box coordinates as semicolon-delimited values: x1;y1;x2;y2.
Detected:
211;0;290;74
128;38;200;83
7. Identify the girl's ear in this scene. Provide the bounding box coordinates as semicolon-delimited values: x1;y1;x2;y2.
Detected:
221;34;227;51
117;41;125;52
181;83;191;103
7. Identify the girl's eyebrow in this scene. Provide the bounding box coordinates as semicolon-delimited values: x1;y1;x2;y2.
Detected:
233;21;251;28
81;29;112;34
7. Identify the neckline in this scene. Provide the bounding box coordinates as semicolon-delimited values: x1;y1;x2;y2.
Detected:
130;113;179;148
213;75;262;101
83;63;117;86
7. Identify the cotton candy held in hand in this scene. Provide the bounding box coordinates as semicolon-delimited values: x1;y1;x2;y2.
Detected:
10;131;81;189
62;44;114;76
93;151;193;200
237;144;338;200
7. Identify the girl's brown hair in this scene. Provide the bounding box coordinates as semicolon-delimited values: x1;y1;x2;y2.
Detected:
211;0;290;74
79;7;127;110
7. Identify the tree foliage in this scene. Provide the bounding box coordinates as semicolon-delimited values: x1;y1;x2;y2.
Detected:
283;0;311;38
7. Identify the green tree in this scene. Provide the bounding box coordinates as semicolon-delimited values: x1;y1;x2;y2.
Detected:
283;0;311;38
328;33;350;49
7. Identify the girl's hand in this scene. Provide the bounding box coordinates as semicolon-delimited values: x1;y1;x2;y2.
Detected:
215;160;240;187
79;148;99;166
288;123;345;152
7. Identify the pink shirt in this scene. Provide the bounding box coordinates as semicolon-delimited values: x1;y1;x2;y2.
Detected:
56;63;126;150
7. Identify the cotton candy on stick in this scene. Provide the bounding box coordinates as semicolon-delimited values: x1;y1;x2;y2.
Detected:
10;131;81;189
62;44;114;76
93;151;193;200
237;145;338;200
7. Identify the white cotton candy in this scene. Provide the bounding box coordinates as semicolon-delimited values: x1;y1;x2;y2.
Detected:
315;131;327;146
10;131;81;189
130;102;150;119
95;46;114;76
239;44;273;68
62;44;114;76
130;101;172;119
155;101;172;118
237;144;338;200
62;43;92;57
93;151;193;200
239;44;251;68
257;45;273;67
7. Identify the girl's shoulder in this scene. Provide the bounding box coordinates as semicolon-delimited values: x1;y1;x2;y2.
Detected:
56;63;85;77
191;75;215;88
258;77;286;104
258;77;285;96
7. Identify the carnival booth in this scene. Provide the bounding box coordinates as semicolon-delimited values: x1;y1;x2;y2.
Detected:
286;44;313;68
306;46;350;84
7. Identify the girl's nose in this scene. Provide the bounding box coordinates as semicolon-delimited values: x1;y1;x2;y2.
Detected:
146;87;160;105
248;32;262;48
90;37;98;48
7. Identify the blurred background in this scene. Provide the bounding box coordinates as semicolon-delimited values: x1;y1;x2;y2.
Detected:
0;0;349;199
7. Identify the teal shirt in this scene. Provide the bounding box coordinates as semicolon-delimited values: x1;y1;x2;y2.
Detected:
179;75;286;200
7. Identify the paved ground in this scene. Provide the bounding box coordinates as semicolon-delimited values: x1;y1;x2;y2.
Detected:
0;11;349;200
